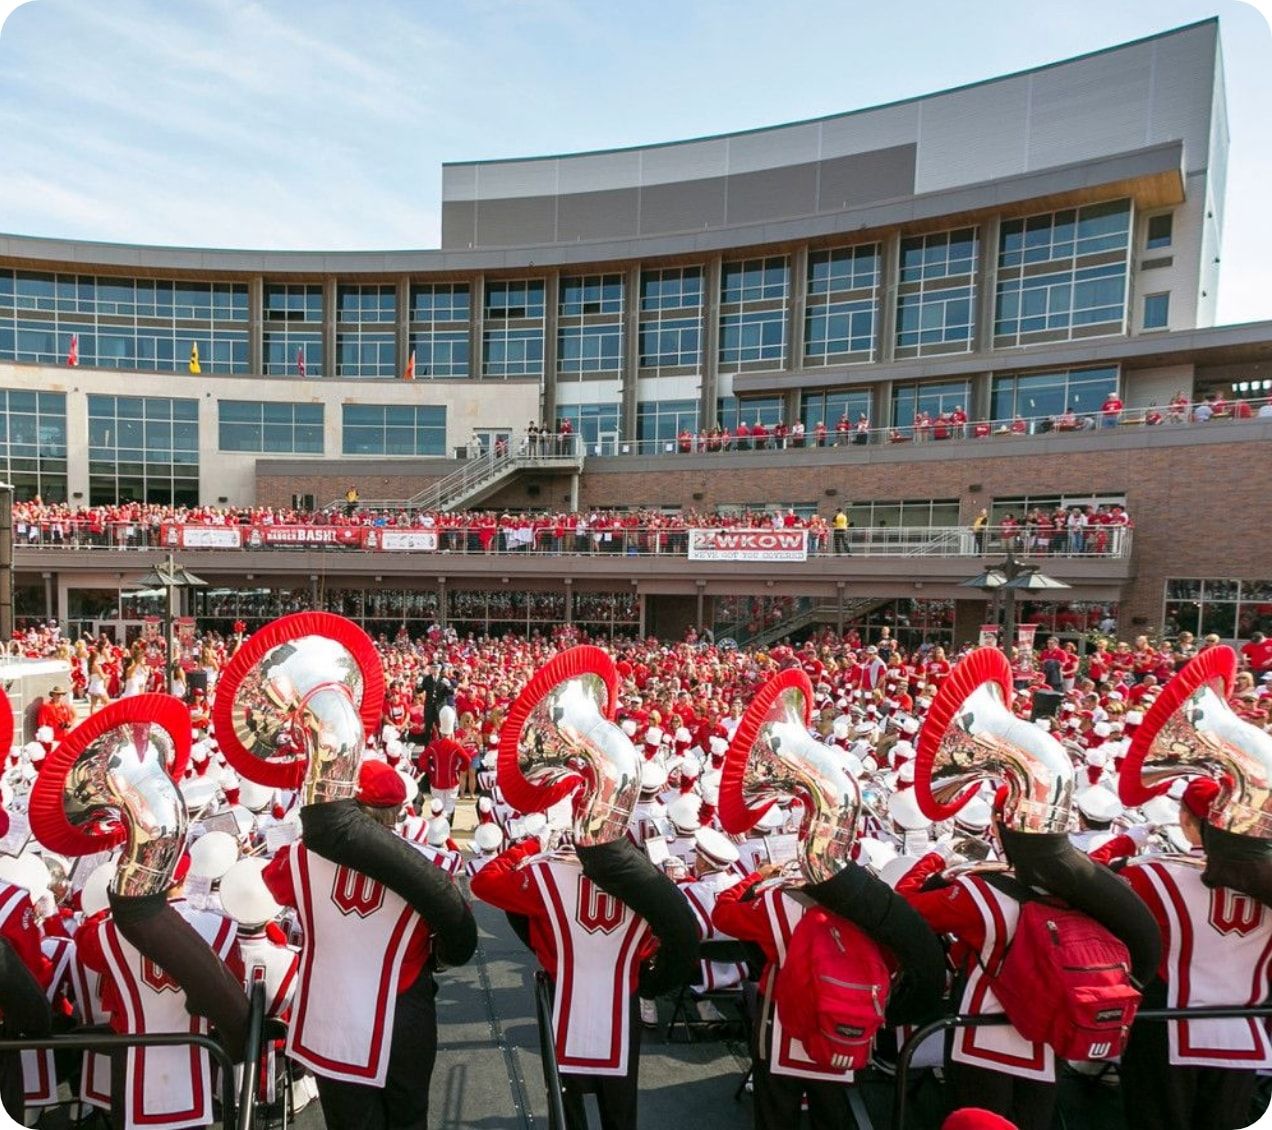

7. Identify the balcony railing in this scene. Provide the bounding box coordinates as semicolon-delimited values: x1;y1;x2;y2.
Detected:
12;522;1133;561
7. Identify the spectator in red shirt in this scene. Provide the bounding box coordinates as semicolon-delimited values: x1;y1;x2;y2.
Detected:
1101;392;1124;427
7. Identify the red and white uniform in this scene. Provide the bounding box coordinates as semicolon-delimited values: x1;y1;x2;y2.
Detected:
678;870;746;992
235;927;300;1104
1123;857;1272;1068
897;857;1055;1082
262;844;431;1087
70;944;112;1110
422;738;472;791
81;902;238;1130
713;874;854;1083
471;841;654;1076
21;934;75;1107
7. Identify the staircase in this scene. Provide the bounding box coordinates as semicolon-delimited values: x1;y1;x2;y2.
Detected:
335;442;586;513
719;596;894;649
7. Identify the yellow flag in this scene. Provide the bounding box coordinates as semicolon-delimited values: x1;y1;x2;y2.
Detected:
189;342;201;374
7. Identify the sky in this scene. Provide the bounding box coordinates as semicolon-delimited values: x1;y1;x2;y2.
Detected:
0;0;1269;325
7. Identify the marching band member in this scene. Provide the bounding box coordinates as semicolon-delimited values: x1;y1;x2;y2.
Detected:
471;646;698;1130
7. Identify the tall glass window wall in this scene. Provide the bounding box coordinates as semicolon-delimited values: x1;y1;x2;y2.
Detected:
716;396;782;433
558;275;623;379
636;400;698;447
895;229;977;358
218;401;324;454
556;403;620;454
639;268;702;373
890;380;972;433
0;390;67;501
409;283;470;378
719;257;788;370
800;389;872;433
1163;580;1272;641
341;404;446;456
88;395;198;505
805;244;880;365
989;367;1119;428
0;271;249;373
994;200;1131;346
336;284;397;378
263;284;323;376
483;280;545;378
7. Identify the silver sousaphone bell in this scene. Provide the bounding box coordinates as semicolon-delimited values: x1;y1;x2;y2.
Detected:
498;645;640;846
914;647;1074;834
1119;646;1272;838
212;612;385;805
28;695;193;897
719;668;861;884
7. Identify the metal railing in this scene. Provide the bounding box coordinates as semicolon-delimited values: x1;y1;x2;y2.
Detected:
534;971;568;1130
589;399;1268;458
0;981;268;1130
10;522;1134;560
891;1003;1272;1130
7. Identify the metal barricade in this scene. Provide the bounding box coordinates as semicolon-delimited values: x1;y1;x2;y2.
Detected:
534;970;569;1130
891;1004;1272;1130
0;980;267;1130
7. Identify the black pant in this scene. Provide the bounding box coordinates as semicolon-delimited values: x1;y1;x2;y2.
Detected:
559;991;641;1130
0;1050;22;1123
314;972;438;1130
750;1015;851;1129
1121;1010;1261;1130
946;1061;1056;1130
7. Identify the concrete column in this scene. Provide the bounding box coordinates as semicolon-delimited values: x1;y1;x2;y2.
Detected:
878;232;901;363
437;578;448;628
695;580;706;630
541;271;560;424
569;472;580;511
699;256;723;429
469;275;484;381
563;579;573;625
971;372;992;422
310;574;319;609
322;277;337;379
248;276;264;374
974;216;1000;354
66;391;90;502
874;380;893;431
637;591;646;638
620;264;640;441
787;245;808;375
396;277;411;380
43;572;53;620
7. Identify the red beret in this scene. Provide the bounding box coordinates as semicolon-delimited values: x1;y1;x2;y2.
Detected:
173;851;192;885
357;761;407;809
1182;777;1221;820
942;1110;1019;1130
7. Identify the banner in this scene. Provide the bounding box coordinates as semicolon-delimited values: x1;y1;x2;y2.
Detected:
978;624;1000;648
687;528;808;563
176;617;197;660
1016;623;1039;650
161;524;242;549
242;525;362;548
363;528;439;552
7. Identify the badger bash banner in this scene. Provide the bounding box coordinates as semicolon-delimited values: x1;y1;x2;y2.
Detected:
687;528;808;563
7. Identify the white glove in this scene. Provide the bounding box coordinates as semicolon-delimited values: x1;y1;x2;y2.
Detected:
1124;823;1152;848
33;891;56;922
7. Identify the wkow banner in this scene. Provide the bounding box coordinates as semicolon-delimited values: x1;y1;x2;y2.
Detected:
687;528;808;563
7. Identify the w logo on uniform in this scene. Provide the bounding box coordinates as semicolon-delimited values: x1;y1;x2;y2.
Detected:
1087;1041;1113;1059
576;877;625;935
140;957;180;993
331;866;386;918
1209;889;1264;936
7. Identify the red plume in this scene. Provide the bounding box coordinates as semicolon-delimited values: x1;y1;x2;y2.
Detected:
212;612;384;789
718;667;812;835
0;688;12;761
497;645;618;816
29;695;192;857
1118;646;1236;809
914;647;1013;822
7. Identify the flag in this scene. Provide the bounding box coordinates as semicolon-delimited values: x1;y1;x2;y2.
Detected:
66;333;78;367
188;342;201;374
403;349;415;381
297;346;306;378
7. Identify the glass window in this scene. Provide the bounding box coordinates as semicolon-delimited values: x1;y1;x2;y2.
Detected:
263;284;322;321
1143;292;1170;330
639;316;699;369
1146;213;1173;250
895;229;978;357
557;403;620;452
636;400;698;445
482;327;544;378
559;274;623;317
716;397;782;433
720;310;785;366
0;389;68;501
263;330;323;377
409;330;469;378
640;267;702;312
87;394;198;505
890;381;972;431
808;245;880;295
218;401;324;454
341;404;446;456
721;257;788;303
800;390;871;433
558;324;622;376
336;330;396;378
805;299;875;361
336;284;396;323
409;283;470;323
485;280;545;320
989;366;1118;426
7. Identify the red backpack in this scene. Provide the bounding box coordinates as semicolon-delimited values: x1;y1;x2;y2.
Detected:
984;876;1141;1062
774;905;892;1071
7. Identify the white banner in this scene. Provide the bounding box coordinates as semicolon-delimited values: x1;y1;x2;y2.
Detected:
368;528;439;552
687;528;808;563
163;524;242;549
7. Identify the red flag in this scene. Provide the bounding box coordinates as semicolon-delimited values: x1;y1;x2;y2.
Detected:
297;346;306;378
66;333;78;367
403;349;415;381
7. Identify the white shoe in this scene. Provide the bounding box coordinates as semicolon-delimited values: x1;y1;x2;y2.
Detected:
639;998;658;1027
695;1000;726;1022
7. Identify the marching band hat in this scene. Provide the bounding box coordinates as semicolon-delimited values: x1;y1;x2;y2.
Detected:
357;760;408;809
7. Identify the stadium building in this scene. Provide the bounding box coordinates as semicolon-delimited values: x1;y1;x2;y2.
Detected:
2;18;1269;649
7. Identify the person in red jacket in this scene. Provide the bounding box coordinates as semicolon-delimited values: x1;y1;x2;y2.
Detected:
419;703;472;817
35;686;75;746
